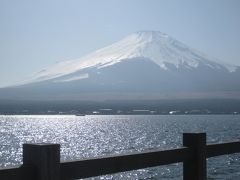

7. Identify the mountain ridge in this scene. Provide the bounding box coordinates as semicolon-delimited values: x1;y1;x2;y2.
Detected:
1;31;240;100
12;31;239;86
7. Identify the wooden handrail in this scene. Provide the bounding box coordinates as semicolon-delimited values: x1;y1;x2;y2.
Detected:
207;141;240;158
0;165;35;180
60;147;192;180
0;133;239;180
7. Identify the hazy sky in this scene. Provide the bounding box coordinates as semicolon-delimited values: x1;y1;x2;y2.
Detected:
1;0;240;86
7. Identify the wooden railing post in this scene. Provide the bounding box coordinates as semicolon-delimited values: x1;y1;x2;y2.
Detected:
183;133;206;180
23;143;60;180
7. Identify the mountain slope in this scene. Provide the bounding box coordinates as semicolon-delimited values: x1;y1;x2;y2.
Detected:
1;31;240;100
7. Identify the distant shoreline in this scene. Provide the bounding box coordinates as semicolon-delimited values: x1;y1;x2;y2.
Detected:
0;113;239;116
0;99;239;115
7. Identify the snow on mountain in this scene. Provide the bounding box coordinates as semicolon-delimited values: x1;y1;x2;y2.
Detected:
1;31;240;100
19;31;238;85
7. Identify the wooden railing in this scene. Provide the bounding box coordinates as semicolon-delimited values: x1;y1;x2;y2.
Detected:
0;133;240;180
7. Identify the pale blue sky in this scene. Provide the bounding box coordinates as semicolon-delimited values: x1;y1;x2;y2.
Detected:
1;0;240;86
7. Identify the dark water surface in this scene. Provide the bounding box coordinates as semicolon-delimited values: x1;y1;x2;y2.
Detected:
0;115;240;179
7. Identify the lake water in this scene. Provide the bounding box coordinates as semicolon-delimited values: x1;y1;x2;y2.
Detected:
0;115;240;179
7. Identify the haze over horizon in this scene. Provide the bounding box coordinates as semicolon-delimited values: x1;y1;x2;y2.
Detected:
1;0;240;87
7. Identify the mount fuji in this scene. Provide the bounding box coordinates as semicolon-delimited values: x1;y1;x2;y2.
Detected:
1;31;240;100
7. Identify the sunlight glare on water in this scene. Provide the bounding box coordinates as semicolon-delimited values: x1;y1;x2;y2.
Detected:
0;115;240;179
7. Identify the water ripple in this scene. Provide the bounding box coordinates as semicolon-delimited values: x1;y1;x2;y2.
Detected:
0;115;240;179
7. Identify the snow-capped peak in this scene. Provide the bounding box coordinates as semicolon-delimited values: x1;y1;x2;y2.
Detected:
20;31;238;84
